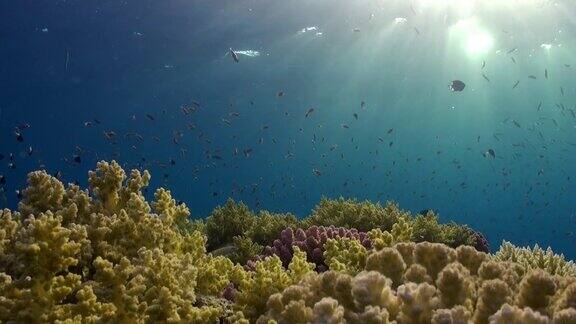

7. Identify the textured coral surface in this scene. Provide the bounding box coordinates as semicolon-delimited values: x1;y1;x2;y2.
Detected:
1;161;575;323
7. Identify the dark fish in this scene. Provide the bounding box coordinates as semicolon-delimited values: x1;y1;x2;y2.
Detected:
450;80;465;92
507;47;517;54
361;101;366;109
27;146;33;156
229;48;239;63
544;69;548;79
512;80;520;89
387;128;394;134
481;61;486;69
353;113;358;120
512;120;521;128
73;155;81;163
528;75;537;79
482;74;490;82
341;124;349;129
305;108;314;117
277;91;284;97
211;155;223;160
510;57;516;64
312;168;322;176
146;114;155;121
0;154;4;160
487;149;496;158
560;87;564;96
0;175;5;185
16;190;23;200
537;101;542;111
15;132;23;142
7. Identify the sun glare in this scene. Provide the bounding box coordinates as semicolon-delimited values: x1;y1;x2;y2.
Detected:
450;18;494;57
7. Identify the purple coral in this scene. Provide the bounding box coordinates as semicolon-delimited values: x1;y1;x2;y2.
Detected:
472;230;490;253
258;225;371;271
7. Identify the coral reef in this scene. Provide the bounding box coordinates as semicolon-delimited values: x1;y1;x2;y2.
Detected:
257;226;371;271
0;161;574;323
257;242;576;323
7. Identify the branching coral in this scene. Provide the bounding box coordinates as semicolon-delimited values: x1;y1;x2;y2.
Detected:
495;241;576;276
0;161;239;323
258;226;371;271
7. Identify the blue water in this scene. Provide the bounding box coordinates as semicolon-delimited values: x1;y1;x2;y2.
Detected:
1;0;575;258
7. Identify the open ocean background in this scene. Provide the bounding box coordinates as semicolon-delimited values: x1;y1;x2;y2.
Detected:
1;0;575;258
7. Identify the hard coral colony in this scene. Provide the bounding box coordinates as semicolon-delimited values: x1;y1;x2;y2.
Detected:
0;161;575;323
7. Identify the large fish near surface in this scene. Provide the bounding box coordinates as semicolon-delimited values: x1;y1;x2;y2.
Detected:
229;48;239;63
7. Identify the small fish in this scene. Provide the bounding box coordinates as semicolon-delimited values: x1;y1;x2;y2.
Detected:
341;124;349;129
414;27;420;35
103;131;117;140
146;114;155;121
305;108;314;118
537;101;542;111
512;120;521;128
312;168;322;176
0;153;4;160
560;87;564;96
510;57;516;64
507;48;518;54
27;146;33;156
0;175;5;185
481;60;486;69
544;69;548;79
229;48;239;63
528;75;537;79
486;149;496;158
512;80;520;89
14;132;23;142
353;113;358;120
16;190;23;200
482;74;490;82
387;128;394;134
277;91;284;97
352;28;361;32
361;101;366;109
73;155;81;163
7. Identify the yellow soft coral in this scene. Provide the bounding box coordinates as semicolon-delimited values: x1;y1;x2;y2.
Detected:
236;247;314;320
324;237;367;274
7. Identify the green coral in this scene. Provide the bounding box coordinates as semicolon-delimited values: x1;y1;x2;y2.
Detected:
246;210;299;246
411;211;477;248
304;197;409;232
205;199;255;251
